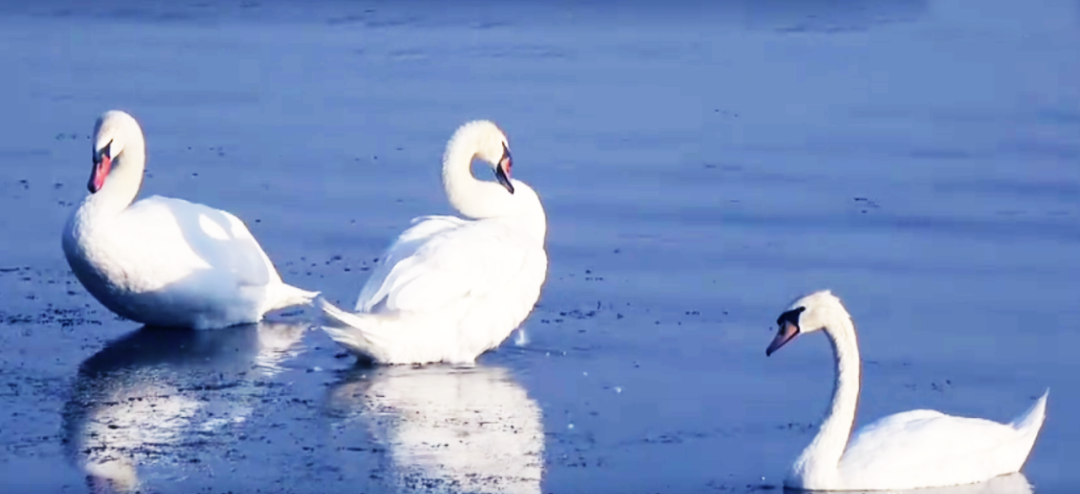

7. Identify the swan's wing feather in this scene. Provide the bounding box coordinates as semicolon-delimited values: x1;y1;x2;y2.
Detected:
118;196;278;288
840;410;1021;483
357;218;537;315
355;216;468;311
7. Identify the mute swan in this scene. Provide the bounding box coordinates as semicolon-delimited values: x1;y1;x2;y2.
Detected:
766;290;1048;491
61;110;317;330
319;120;547;364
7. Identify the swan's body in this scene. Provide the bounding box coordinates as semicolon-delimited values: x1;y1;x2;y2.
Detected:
767;290;1048;491
62;110;317;330
320;120;547;364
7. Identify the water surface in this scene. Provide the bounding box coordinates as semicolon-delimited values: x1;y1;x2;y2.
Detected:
1;0;1078;492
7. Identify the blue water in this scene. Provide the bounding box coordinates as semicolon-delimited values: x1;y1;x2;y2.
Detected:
1;0;1077;492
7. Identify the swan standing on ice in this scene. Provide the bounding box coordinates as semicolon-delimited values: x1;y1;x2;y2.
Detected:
62;110;318;330
319;120;547;364
766;290;1048;491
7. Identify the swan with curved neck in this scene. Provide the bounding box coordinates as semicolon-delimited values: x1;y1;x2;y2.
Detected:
441;120;546;240
62;110;317;330
319;120;548;364
767;290;1048;491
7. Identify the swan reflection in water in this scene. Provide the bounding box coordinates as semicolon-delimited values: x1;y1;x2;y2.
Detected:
326;365;544;494
820;473;1034;494
62;321;310;493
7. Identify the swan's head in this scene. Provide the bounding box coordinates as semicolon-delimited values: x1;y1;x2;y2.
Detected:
766;290;847;356
89;110;144;193
451;120;514;194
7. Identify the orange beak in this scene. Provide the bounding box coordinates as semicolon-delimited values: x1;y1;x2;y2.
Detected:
494;142;514;194
89;154;111;193
766;320;800;356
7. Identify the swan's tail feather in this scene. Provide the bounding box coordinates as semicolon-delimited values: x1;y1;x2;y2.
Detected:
1009;389;1049;434
267;283;320;312
318;297;391;362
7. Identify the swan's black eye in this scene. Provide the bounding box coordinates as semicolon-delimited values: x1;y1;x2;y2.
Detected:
777;306;806;329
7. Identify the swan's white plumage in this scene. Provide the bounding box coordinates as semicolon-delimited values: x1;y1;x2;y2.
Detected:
320;120;547;364
353;215;467;313
770;290;1048;491
359;215;542;315
836;395;1048;490
62;110;317;330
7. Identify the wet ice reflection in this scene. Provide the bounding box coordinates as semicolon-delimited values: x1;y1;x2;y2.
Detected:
326;365;544;494
62;322;309;492
836;473;1034;494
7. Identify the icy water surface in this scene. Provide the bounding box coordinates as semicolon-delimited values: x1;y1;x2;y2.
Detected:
1;0;1078;492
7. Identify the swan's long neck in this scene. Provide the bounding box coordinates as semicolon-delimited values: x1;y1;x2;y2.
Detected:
795;311;861;479
82;146;146;220
441;132;513;220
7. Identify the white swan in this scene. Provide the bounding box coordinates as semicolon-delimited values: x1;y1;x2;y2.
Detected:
324;365;544;494
61;110;317;330
319;120;547;364
766;290;1048;491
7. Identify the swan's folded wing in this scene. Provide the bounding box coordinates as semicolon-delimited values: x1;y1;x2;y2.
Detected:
355;216;468;311
119;196;278;288
840;410;1022;483
357;219;539;315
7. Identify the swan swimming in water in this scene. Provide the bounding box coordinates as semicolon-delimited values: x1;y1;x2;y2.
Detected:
766;290;1048;491
61;110;318;330
319;120;547;364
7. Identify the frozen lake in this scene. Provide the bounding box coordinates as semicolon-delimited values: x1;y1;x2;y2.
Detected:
1;0;1078;492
